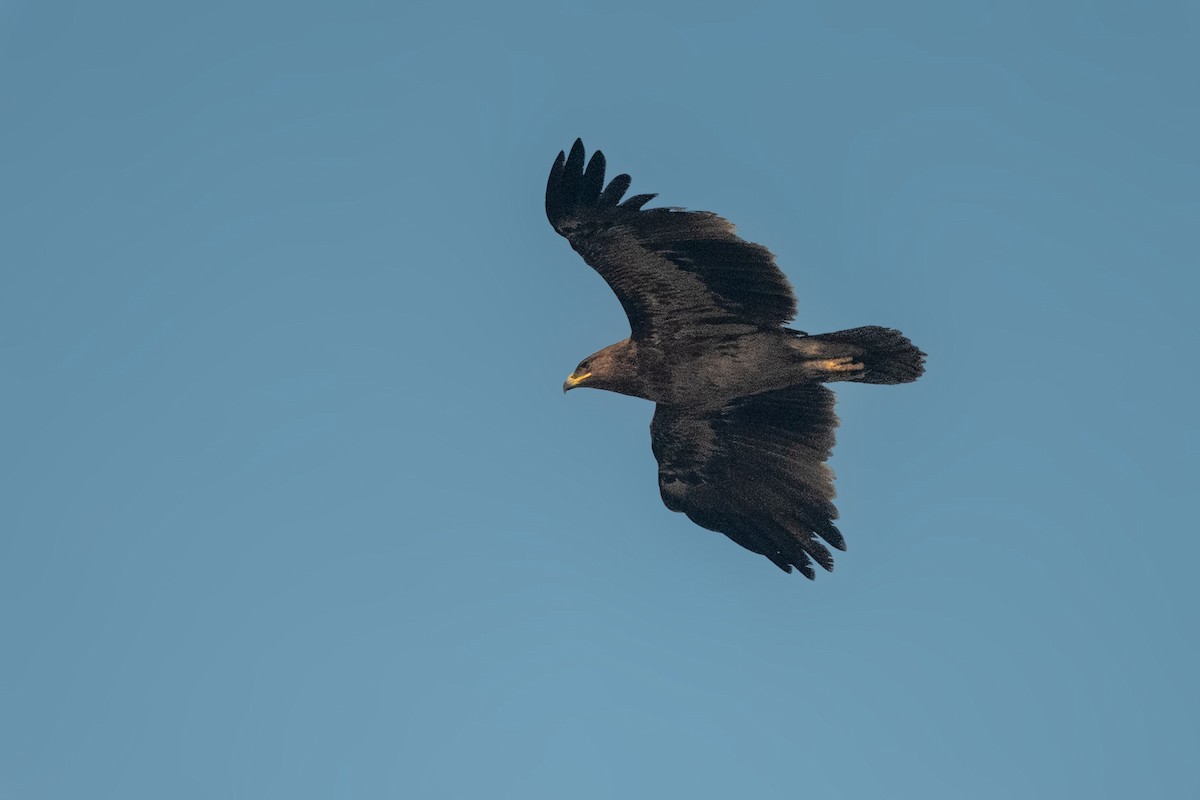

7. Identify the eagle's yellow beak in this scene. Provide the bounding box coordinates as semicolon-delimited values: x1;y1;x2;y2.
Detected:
563;371;592;392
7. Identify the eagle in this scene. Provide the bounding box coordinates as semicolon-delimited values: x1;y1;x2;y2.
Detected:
546;140;925;577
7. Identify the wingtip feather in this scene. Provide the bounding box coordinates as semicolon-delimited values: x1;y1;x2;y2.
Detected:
548;140;657;231
621;192;658;211
582;150;606;201
600;173;632;205
816;520;847;552
566;139;586;173
545;151;568;227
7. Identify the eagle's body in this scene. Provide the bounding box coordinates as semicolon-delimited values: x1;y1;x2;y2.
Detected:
547;140;925;577
577;331;808;405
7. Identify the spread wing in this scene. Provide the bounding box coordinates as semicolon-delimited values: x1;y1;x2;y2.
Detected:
650;384;845;577
545;139;796;350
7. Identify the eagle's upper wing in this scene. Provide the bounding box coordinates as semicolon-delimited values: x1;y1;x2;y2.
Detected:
650;384;845;577
546;139;796;349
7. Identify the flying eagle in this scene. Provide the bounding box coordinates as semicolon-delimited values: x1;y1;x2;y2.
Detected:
546;140;925;577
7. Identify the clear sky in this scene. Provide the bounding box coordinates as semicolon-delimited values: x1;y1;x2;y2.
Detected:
2;1;1197;797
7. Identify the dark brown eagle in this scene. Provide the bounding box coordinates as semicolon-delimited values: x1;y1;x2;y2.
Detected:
546;140;925;577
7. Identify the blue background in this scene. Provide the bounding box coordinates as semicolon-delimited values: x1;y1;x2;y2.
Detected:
2;1;1197;797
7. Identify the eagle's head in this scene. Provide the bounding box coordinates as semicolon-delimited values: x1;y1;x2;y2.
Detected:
563;339;646;398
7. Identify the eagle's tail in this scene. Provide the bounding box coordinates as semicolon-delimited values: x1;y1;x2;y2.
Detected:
800;326;926;385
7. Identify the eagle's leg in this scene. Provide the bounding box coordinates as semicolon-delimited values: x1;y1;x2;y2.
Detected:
804;355;866;382
790;326;925;385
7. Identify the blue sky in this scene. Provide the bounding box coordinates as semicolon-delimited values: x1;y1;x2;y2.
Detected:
2;1;1197;797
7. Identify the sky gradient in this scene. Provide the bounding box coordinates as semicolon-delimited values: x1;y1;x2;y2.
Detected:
2;1;1198;797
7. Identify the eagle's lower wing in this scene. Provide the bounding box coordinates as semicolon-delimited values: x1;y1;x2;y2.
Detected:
650;384;846;577
545;139;797;351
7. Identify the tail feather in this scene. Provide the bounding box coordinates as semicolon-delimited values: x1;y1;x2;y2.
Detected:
805;326;926;385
